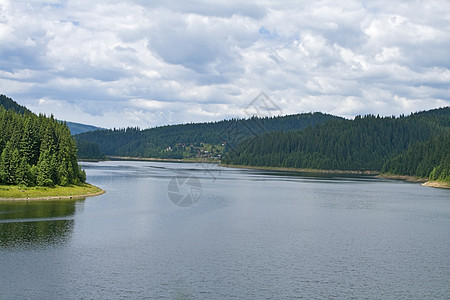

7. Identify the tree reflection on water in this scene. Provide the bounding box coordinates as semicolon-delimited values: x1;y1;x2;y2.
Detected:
0;200;83;249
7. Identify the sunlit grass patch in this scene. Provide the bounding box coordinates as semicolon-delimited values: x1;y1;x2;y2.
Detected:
0;183;105;200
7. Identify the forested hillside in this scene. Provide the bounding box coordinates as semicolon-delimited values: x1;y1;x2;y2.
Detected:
0;94;31;115
75;112;342;159
76;140;106;160
382;132;450;183
222;107;450;176
0;107;86;186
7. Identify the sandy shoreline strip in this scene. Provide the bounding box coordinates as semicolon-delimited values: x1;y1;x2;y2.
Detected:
421;181;450;189
220;164;380;175
107;156;183;162
223;164;450;189
376;174;427;182
106;156;220;163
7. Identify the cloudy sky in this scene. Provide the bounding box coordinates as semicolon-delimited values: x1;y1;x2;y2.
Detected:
1;0;449;128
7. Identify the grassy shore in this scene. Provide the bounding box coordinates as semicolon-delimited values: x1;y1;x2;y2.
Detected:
0;183;105;201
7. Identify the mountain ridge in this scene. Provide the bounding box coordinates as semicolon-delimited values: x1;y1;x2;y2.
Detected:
75;112;344;159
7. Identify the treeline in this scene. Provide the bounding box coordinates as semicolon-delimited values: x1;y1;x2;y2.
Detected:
222;107;450;175
383;132;450;182
0;107;86;186
75;112;342;158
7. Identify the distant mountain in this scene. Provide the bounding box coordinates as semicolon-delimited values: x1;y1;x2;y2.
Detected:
65;121;103;135
75;112;344;159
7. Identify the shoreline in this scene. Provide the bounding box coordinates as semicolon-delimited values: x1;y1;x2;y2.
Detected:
78;158;108;162
222;164;450;189
377;174;450;189
0;183;106;201
106;155;219;163
220;164;380;175
421;181;450;189
79;159;450;190
377;174;427;183
107;155;183;162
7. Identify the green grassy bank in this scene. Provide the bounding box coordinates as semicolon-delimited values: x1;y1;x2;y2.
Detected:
0;183;105;200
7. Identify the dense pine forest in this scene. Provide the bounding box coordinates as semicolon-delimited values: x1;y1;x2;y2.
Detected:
76;140;106;160
75;112;343;159
382;132;450;182
222;107;450;182
0;106;86;187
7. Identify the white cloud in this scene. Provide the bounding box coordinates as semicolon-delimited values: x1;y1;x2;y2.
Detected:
0;0;448;128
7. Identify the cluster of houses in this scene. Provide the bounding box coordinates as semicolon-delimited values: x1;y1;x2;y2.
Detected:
164;142;225;159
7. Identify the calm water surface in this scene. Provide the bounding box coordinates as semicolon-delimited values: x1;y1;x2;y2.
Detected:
0;161;449;299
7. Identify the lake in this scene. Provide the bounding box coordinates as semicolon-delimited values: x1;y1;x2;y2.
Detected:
0;161;449;299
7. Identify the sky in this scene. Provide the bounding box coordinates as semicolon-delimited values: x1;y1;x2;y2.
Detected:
1;0;449;129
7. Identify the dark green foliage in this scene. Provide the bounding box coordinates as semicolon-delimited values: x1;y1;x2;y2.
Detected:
223;107;450;174
16;157;32;186
0;105;85;187
76;141;106;159
383;132;450;183
0;142;18;184
429;156;450;183
75;112;343;159
0;94;31;115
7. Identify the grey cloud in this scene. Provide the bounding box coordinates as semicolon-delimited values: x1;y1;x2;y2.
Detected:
0;0;448;128
134;0;267;19
145;11;254;75
0;47;46;72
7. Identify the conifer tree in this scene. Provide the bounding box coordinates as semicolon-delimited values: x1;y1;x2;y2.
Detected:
16;156;32;186
0;141;14;184
36;150;54;186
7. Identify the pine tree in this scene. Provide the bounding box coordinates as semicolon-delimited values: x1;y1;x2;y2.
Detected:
16;157;32;186
19;116;39;166
0;142;14;184
36;150;54;187
10;149;20;184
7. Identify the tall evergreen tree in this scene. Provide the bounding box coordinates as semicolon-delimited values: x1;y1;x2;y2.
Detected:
16;156;32;186
36;150;53;187
0;141;14;184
